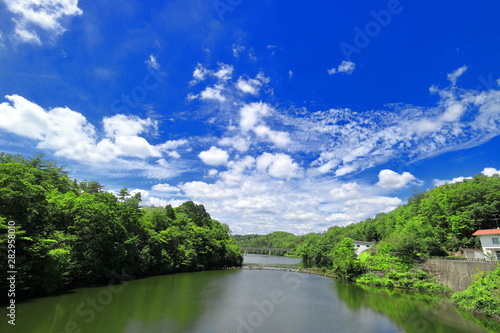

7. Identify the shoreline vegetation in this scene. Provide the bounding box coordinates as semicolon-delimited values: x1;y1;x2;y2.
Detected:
1;152;499;321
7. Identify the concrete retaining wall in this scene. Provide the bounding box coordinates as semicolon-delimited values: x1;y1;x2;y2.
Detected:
417;259;498;291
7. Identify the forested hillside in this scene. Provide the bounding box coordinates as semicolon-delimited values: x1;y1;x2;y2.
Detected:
0;153;242;301
297;173;500;267
232;231;315;255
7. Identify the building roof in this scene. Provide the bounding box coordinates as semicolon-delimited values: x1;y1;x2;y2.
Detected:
472;229;500;236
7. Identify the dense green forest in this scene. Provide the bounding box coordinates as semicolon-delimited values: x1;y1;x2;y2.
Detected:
232;231;313;255
0;153;242;301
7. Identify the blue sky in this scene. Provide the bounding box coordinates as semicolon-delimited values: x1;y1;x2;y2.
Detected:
0;0;499;234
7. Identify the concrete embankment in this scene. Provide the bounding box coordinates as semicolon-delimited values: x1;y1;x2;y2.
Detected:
417;259;498;291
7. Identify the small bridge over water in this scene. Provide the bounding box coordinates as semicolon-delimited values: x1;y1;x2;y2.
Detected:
241;247;292;255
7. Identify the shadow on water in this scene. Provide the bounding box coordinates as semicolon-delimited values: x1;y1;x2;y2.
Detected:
5;270;237;333
334;280;500;333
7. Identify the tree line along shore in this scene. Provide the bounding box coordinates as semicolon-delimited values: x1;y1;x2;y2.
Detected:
1;152;499;320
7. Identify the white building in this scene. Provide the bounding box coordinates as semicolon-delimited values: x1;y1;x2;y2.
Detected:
354;240;374;257
472;229;500;261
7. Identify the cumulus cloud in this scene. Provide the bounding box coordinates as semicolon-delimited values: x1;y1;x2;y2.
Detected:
376;170;420;189
3;0;83;44
328;60;356;75
236;72;270;95
329;182;361;200
0;94;184;178
256;152;302;179
198;85;226;102
198;146;229;166
219;156;255;185
482;167;500;177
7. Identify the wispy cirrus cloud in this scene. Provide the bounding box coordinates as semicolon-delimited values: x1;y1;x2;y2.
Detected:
186;63;500;179
2;0;83;45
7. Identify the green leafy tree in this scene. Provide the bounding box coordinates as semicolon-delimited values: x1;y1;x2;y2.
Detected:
330;237;364;280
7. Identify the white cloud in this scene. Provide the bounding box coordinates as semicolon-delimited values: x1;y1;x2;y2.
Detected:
181;181;236;200
441;103;466;122
0;95;184;178
433;176;472;187
191;63;208;83
328;60;356;75
4;0;83;44
214;63;234;81
103;114;157;138
14;27;41;44
167;151;180;158
236;77;260;95
151;183;181;193
329;182;361;200
157;139;188;151
232;44;245;57
376;169;420;189
447;66;468;86
219;156;255;185
145;55;160;69
239;102;291;147
219;136;250;152
288;70;293;78
236;72;270;95
208;169;218;177
199;85;226;102
189;63;233;85
256;153;302;179
198;146;229;166
482;167;500;177
239;102;271;131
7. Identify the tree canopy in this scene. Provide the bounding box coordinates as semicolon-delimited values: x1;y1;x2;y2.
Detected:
0;153;242;300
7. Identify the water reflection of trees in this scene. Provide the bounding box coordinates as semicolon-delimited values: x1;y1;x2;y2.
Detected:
334;280;500;333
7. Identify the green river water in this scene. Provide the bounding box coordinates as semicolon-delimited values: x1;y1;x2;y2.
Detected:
3;254;500;333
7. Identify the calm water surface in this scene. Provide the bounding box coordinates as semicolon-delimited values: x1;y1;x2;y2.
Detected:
4;255;499;333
